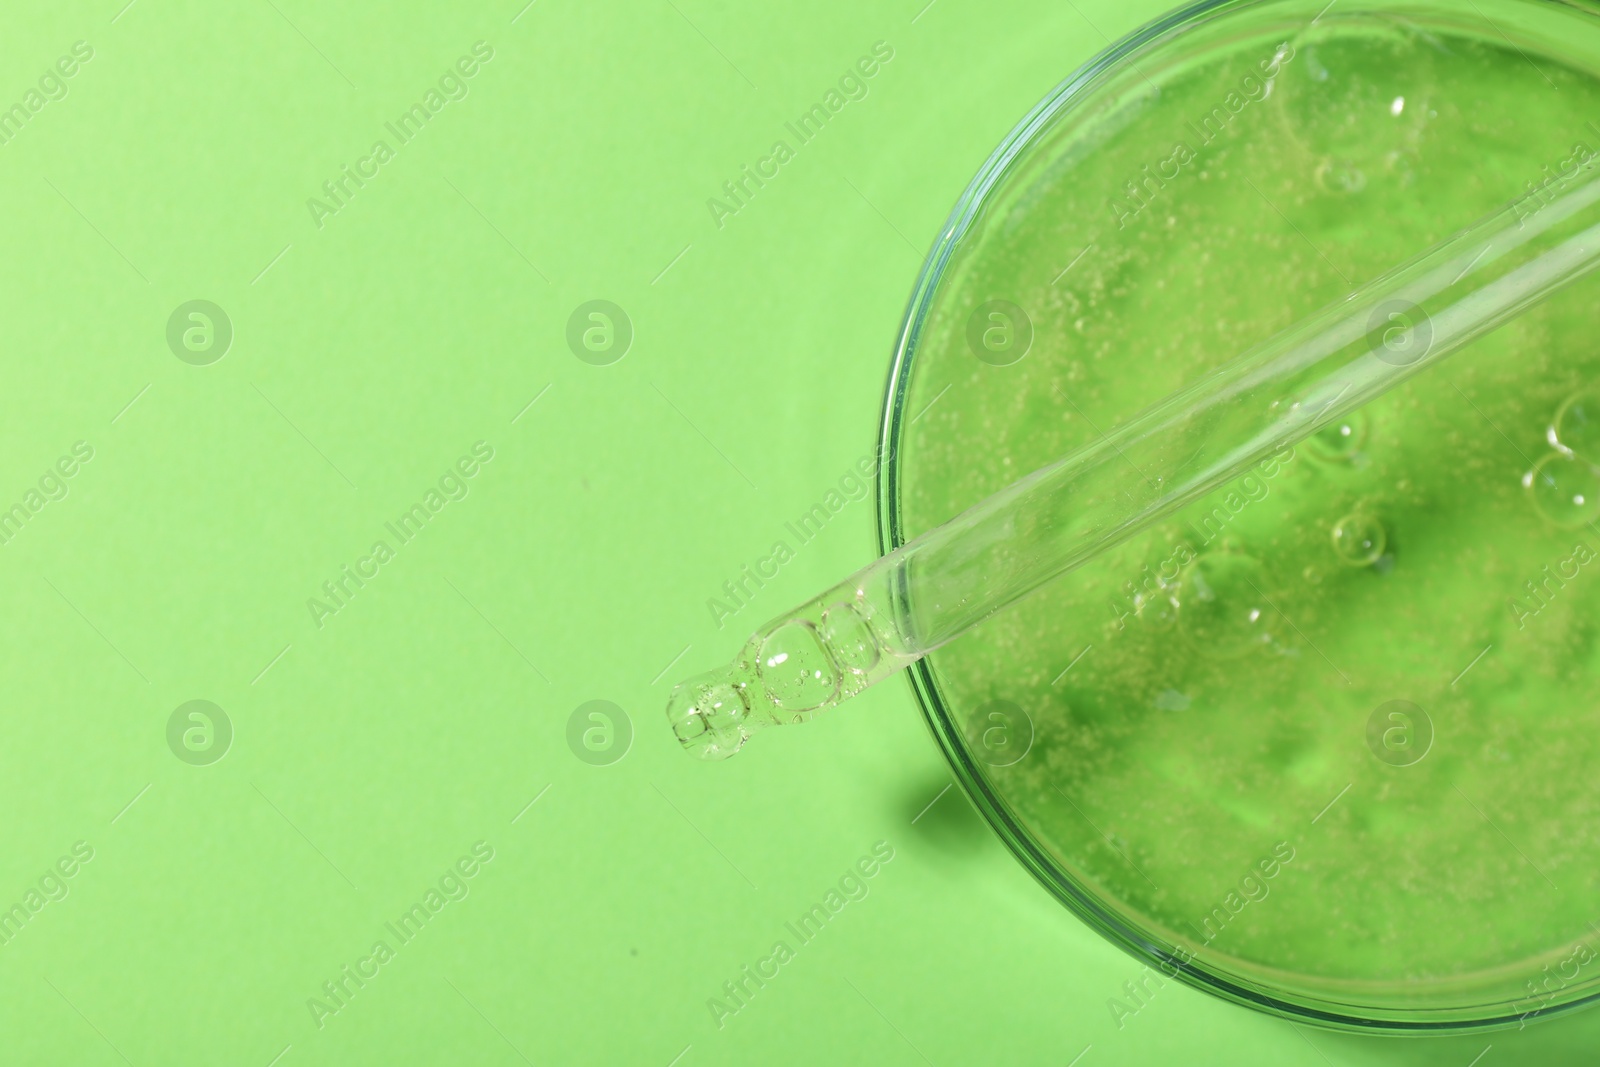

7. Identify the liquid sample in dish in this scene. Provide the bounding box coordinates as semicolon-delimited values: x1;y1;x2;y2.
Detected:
897;15;1600;1021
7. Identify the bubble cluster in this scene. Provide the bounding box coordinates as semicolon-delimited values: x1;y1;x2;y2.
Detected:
1526;389;1600;527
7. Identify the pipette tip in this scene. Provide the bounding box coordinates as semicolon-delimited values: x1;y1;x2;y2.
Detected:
666;668;768;761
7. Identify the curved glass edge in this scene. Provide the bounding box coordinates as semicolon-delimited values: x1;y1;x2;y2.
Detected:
870;0;1600;1034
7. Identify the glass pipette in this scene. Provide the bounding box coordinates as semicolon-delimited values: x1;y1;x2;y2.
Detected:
667;157;1600;760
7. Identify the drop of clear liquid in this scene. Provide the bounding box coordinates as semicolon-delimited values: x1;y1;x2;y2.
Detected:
1525;452;1600;528
1330;512;1387;566
1315;157;1368;195
1550;388;1600;461
1274;30;1435;180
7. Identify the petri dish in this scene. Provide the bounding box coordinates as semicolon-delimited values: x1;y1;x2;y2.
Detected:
877;0;1600;1032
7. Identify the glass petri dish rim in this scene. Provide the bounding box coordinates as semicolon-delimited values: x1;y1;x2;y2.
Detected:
871;0;1600;1034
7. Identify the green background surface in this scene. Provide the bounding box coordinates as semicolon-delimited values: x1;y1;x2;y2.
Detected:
2;0;1597;1063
